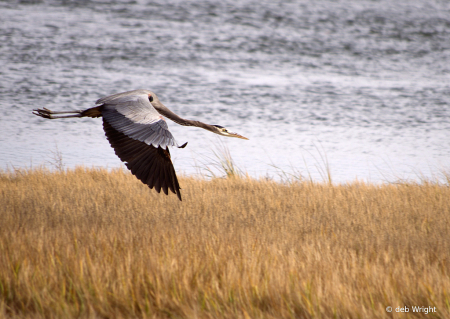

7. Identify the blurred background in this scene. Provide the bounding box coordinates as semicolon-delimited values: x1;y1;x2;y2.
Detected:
1;0;449;183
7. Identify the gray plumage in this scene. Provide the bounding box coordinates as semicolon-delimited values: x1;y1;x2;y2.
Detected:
33;89;248;201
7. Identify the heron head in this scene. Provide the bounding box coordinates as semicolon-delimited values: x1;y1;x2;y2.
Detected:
212;125;248;140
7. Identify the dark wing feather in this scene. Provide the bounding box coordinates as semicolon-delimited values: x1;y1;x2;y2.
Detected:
103;119;182;201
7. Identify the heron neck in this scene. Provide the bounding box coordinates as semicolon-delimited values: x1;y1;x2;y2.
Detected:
189;120;219;134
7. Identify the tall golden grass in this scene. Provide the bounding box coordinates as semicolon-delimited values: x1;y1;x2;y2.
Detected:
1;166;449;318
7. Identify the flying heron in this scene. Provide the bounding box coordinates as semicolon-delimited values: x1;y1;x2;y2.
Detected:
33;89;248;201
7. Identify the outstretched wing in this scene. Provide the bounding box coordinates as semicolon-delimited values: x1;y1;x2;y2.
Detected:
100;91;182;149
103;119;182;201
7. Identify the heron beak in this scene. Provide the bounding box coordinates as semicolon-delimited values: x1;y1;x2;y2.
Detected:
229;132;249;140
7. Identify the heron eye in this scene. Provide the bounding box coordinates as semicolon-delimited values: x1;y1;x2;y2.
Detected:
149;95;154;102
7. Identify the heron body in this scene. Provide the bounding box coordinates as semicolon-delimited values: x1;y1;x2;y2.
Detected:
33;89;248;201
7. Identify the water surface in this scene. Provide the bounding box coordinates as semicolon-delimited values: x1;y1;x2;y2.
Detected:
1;0;449;182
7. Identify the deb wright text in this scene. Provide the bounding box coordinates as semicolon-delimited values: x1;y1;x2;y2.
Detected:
395;306;437;314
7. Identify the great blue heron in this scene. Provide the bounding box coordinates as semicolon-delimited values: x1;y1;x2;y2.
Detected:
33;89;248;201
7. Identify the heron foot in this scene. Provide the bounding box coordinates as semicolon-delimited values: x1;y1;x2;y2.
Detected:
32;108;54;119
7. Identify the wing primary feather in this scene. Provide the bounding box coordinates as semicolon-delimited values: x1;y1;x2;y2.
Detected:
161;148;171;195
161;169;169;195
102;118;182;200
131;155;149;179
160;147;173;196
153;166;162;193
157;152;167;195
167;168;176;194
163;147;178;195
145;157;159;188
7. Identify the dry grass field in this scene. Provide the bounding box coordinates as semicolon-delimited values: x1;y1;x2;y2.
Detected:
0;166;449;318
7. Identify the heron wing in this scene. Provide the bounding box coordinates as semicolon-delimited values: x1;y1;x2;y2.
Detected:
102;109;178;149
100;91;181;149
103;119;182;201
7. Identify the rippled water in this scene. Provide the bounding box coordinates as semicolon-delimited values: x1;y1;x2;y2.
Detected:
1;0;449;182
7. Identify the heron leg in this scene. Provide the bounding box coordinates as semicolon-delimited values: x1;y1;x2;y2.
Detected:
32;108;84;119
